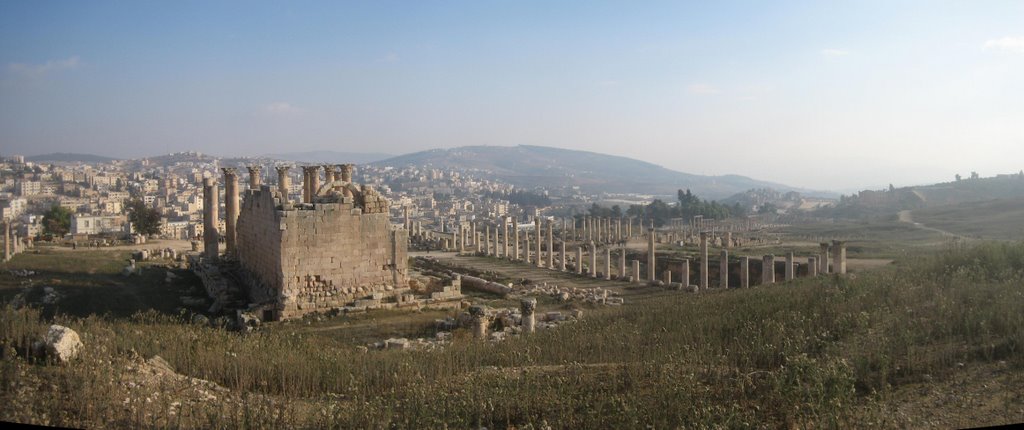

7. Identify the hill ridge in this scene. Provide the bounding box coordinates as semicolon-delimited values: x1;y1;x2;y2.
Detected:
376;144;816;200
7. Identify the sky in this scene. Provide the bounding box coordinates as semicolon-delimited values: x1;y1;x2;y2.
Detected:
1;1;1022;191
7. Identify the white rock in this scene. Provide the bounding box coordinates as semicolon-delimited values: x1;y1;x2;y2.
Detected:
45;325;82;363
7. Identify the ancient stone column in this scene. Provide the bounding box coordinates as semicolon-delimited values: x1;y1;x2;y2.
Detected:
560;240;566;271
604;247;611;280
547;221;554;268
762;255;776;285
819;243;831;274
300;167;308;203
339;164;355;198
470;306;489;339
498;222;505;257
724;231;732;249
502;217;510;259
459;224;466;253
275;166;291;203
202;177;219;261
699;232;709;290
221;168;239;257
576;246;583;274
632;260;641;283
785;252;795;281
485;226;491;256
247;165;262;189
739;256;750;288
627;217;633;239
677;258;689;288
513;218;520;260
520;298;536;334
476;232;482;253
808;256;818;277
525;234;531;263
720;250;729;289
832;240;847;274
589;242;597;278
470;222;476;246
304;166;320;203
339;163;354;182
2;221;10;262
323;165;337;183
647;227;656;282
535;217;542;268
617;249;626;279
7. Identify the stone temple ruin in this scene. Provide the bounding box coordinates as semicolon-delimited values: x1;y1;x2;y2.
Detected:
197;164;430;321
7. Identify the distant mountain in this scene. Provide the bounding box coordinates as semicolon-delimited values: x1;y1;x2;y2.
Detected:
375;145;814;200
264;150;394;165
26;152;119;163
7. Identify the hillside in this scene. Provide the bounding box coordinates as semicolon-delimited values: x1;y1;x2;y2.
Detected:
376;145;810;200
912;174;1024;206
910;198;1024;240
825;174;1024;219
25;152;119;164
263;150;394;165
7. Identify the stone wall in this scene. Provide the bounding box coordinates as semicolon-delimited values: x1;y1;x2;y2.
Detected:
235;185;409;320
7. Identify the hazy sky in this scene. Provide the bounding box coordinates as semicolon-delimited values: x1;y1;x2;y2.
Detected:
1;1;1022;190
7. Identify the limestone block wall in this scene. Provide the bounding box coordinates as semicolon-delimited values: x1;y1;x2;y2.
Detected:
235;186;409;320
235;188;286;306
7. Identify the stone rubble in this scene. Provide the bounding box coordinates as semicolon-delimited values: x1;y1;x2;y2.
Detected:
519;282;622;305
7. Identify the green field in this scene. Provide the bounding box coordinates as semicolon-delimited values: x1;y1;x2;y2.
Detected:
0;248;204;318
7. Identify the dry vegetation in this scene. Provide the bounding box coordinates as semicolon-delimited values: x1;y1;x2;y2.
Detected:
1;242;1023;428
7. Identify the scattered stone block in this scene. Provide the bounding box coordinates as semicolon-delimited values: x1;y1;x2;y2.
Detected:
44;325;82;363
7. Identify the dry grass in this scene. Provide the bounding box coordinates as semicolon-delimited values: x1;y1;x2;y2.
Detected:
1;242;1023;428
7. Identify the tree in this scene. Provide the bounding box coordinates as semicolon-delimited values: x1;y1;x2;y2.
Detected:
758;203;778;214
125;198;162;236
955;174;961;182
42;205;72;239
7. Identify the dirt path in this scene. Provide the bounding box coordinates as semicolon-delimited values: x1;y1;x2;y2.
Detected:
898;210;971;240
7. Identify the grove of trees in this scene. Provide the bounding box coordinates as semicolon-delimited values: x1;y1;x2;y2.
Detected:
579;189;746;227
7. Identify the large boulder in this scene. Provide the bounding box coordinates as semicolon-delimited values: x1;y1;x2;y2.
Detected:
45;325;82;363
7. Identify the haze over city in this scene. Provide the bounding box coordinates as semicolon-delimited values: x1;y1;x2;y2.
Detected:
2;0;1023;189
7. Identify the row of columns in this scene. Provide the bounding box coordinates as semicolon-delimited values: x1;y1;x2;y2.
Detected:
471;222;850;289
575;216;639;243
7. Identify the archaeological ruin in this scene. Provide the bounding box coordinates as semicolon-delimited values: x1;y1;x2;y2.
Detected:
199;164;415;321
